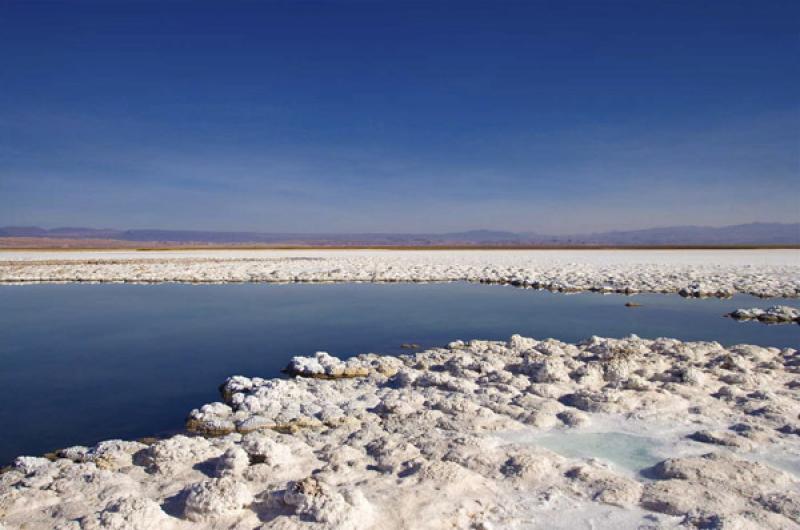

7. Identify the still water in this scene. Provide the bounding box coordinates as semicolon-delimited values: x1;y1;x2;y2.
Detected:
1;282;797;463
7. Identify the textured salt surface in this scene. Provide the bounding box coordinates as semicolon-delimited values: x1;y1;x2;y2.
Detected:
728;305;800;324
2;334;799;529
1;249;799;297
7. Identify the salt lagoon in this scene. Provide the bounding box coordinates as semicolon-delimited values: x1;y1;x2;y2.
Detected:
1;250;799;529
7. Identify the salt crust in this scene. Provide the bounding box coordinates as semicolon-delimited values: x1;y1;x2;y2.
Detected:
2;334;799;529
1;249;798;298
728;305;800;324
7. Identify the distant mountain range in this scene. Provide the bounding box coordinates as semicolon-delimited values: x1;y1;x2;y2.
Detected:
0;223;798;247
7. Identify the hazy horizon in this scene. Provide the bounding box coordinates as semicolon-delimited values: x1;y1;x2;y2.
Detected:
2;220;798;240
2;1;798;233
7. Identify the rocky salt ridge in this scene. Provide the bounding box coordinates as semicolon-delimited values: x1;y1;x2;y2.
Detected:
727;305;800;324
1;249;799;298
2;335;800;529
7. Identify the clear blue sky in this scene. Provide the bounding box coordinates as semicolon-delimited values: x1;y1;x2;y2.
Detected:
1;1;798;233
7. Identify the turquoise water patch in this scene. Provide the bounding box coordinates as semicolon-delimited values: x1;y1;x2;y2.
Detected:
497;430;666;473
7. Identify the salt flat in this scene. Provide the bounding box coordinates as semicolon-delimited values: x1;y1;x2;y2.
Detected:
2;335;798;529
1;249;799;297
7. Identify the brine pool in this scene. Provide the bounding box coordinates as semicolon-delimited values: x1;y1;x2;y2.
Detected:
495;428;800;479
1;282;797;463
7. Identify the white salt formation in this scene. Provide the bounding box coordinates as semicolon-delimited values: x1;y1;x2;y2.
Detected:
2;335;799;529
285;352;403;379
1;249;798;297
728;305;800;324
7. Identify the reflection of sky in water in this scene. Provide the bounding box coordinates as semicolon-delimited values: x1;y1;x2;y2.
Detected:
1;282;798;463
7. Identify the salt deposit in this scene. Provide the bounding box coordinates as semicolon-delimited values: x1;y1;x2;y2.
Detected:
2;334;799;529
728;305;800;324
1;249;798;297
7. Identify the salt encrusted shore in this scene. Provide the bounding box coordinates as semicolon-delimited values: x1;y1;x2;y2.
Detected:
1;249;799;297
2;335;799;529
727;305;800;324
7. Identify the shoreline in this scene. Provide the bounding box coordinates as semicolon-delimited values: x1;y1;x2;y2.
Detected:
1;278;796;300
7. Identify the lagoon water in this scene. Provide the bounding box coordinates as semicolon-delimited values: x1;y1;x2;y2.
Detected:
1;282;798;463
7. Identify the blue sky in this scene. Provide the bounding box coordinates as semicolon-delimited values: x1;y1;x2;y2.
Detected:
1;1;798;233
